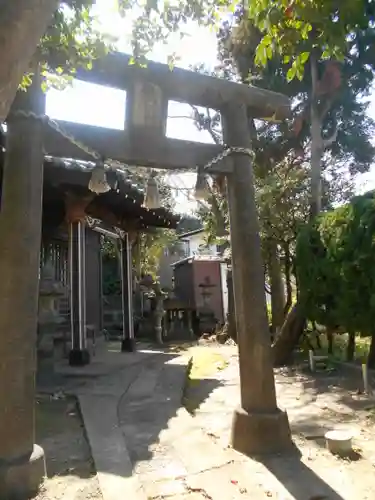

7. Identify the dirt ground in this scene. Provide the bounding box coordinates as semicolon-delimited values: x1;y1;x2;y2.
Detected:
184;343;375;499
33;394;102;500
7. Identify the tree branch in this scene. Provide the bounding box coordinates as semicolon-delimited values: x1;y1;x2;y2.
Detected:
319;97;333;121
323;127;338;148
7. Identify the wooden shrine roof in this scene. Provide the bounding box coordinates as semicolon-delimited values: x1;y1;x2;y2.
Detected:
0;138;179;230
43;157;179;230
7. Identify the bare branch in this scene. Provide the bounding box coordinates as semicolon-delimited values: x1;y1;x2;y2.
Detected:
319;97;333;121
323;127;338;149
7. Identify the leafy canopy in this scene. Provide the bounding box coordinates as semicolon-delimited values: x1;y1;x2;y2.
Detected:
27;0;375;88
32;0;230;87
248;0;375;79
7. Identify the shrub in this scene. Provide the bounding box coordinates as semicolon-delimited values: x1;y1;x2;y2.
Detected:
296;190;375;337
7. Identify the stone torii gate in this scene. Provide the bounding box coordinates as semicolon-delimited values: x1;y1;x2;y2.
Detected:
0;52;292;497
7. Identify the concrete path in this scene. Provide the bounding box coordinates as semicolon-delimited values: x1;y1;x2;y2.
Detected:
74;345;184;500
68;342;267;500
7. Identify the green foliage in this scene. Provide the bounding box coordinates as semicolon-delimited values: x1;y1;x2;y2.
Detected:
320;333;371;361
101;237;121;294
213;6;375;285
138;228;178;279
99;169;178;285
20;1;111;89
21;0;235;89
247;0;375;78
296;190;375;335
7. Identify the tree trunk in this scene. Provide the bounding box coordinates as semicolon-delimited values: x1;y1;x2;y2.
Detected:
309;51;324;218
0;0;59;123
327;327;334;355
283;242;292;315
0;72;46;496
272;303;306;366
269;239;285;334
367;333;375;369
271;53;326;365
346;332;355;362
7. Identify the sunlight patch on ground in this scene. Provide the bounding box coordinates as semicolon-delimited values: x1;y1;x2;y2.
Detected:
188;348;228;380
183;346;229;414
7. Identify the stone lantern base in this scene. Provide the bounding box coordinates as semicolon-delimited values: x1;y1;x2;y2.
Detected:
0;444;46;499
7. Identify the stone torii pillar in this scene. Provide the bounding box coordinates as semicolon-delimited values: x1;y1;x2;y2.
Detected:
0;70;47;498
222;103;292;455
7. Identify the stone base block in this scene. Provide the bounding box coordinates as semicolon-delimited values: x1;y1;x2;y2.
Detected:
121;338;136;352
69;348;90;366
0;444;46;499
231;407;293;456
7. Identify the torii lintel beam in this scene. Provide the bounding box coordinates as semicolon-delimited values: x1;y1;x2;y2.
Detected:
73;52;291;121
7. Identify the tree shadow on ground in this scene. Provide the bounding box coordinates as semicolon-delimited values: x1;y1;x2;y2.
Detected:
277;363;372;414
275;364;374;452
36;341;222;487
297;367;375;420
291;414;356;449
183;378;224;414
116;351;222;474
37;341;223;490
261;448;345;500
35;395;95;480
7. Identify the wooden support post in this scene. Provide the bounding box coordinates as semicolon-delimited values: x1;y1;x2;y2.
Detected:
222;102;292;456
0;70;47;497
309;350;316;372
85;228;102;337
68;220;90;366
187;311;194;339
362;363;371;395
120;234;136;352
65;195;92;366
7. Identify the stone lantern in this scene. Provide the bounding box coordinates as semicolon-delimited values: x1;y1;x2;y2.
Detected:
37;259;66;374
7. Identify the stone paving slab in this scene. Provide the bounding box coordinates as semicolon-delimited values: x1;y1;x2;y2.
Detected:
185;463;267;499
171;424;234;475
79;393;147;500
76;350;194;500
142;477;187;498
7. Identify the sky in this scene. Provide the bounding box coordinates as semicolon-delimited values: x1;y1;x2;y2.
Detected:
46;0;375;212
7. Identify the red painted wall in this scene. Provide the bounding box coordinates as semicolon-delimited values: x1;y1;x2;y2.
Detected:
192;260;224;323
